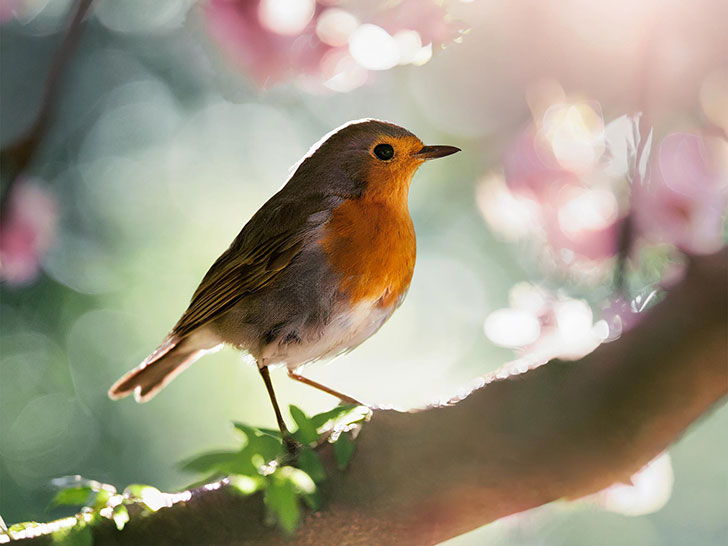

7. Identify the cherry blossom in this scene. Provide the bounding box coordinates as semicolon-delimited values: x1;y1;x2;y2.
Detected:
203;0;463;92
497;108;623;263
0;180;57;286
634;133;727;255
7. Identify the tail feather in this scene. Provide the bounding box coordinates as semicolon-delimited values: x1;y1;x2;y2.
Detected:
108;337;204;402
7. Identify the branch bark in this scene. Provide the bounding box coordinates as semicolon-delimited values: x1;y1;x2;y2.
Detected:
13;250;728;545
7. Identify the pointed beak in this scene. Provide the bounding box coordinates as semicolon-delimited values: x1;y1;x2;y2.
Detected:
413;145;461;160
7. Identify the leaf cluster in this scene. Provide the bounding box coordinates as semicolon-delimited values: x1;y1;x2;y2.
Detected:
181;404;369;533
2;404;369;541
3;476;167;544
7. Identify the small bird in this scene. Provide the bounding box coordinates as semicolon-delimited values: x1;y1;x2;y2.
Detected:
109;119;460;449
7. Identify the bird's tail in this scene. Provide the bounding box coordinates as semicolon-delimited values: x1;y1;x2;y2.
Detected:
108;337;205;403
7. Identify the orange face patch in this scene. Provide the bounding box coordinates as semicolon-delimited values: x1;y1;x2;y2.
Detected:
361;135;426;205
321;134;423;308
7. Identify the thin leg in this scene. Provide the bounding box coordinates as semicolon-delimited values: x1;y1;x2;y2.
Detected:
258;365;299;453
287;370;364;406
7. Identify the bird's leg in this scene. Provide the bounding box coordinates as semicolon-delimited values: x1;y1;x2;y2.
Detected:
287;369;364;406
258;365;300;453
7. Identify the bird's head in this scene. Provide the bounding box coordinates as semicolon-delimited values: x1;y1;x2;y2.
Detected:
288;119;460;204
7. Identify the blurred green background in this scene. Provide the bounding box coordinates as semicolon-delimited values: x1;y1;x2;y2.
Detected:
1;1;726;544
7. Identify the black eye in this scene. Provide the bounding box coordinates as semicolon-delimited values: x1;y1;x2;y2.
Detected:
373;143;394;161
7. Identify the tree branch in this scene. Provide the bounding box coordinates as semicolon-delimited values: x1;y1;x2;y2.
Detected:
0;0;94;214
11;250;728;545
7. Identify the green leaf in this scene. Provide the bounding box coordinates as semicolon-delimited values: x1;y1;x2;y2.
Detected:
256;427;283;440
289;405;318;444
112;505;129;531
264;474;300;535
49;486;94;508
283;465;320;512
297;448;326;483
233;423;286;461
51;519;92;546
282;467;316;496
334;432;356;471
310;404;358;430
179;450;241;474
300;488;321;512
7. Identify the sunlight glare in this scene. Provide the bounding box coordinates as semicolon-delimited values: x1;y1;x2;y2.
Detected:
555;298;593;345
484;308;541;348
394;30;422;64
508;282;549;315
411;42;433;66
322;49;368;93
349;24;400;70
476;174;540;240
315;8;358;47
258;0;315;36
595;452;674;516
543;102;605;171
557;187;618;236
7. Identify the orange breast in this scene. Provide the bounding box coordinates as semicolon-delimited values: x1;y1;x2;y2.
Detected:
321;197;416;308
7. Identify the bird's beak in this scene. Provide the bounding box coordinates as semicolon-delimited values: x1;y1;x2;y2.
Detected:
413;145;461;160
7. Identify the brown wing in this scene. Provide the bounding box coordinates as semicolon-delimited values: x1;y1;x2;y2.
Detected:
171;232;304;339
170;194;332;339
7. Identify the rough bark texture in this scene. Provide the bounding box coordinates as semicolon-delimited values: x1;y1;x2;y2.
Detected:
13;251;728;545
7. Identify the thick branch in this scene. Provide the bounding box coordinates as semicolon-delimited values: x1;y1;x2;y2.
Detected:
15;251;728;545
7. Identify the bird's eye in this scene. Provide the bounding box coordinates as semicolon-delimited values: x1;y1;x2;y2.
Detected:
373;143;395;161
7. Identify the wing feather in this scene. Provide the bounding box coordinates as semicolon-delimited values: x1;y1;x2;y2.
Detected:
170;195;333;339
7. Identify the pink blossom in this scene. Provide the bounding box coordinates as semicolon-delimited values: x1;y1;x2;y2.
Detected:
203;0;462;92
204;0;332;88
634;133;727;255
373;0;465;48
502;127;580;201
543;206;620;261
0;0;20;23
501;126;621;262
0;181;57;286
490;286;608;361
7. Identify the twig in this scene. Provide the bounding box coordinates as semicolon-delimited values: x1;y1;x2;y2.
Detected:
0;0;94;215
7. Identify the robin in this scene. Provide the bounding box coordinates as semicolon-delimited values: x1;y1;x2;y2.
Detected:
109;119;460;450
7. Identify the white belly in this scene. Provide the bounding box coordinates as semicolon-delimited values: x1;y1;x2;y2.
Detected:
259;300;393;369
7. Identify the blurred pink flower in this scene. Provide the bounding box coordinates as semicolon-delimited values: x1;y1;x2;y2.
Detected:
0;0;20;23
373;0;465;48
204;0;332;88
0;181;57;286
634;133;727;255
542;205;620;261
484;284;608;361
501;126;621;262
203;0;462;91
502;127;580;201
